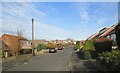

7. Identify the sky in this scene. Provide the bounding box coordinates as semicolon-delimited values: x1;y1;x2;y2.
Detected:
1;2;118;40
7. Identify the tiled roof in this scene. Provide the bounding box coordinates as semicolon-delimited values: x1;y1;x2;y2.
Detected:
88;32;99;40
0;34;27;52
29;40;46;47
100;24;117;37
21;41;32;49
1;34;27;40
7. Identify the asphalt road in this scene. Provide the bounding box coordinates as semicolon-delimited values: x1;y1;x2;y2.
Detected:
6;46;74;71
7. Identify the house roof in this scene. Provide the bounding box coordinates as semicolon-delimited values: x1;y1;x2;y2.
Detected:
0;34;27;52
88;32;99;40
30;40;46;47
34;40;46;44
21;41;32;49
100;24;117;37
99;27;110;32
1;34;27;41
22;45;32;49
88;27;111;40
0;40;10;50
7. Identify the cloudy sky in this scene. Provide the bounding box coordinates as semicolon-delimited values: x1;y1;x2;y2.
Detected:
1;2;118;40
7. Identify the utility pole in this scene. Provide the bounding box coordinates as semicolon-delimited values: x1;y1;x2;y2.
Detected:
32;18;35;56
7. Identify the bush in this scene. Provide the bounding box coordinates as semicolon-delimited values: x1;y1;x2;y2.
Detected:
26;49;32;54
97;50;120;71
90;50;98;59
46;43;56;49
83;40;95;51
83;40;95;60
37;44;46;51
20;49;32;55
93;38;113;53
83;50;91;60
76;41;81;49
0;50;4;58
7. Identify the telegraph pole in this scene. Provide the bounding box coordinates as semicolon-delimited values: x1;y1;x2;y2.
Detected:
32;18;35;56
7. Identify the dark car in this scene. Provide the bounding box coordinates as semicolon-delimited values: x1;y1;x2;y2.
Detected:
49;48;57;53
74;46;77;50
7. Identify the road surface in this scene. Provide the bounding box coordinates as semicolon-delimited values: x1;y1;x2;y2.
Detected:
6;46;74;71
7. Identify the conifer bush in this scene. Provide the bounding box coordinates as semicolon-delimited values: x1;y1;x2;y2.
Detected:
83;40;95;60
98;50;120;71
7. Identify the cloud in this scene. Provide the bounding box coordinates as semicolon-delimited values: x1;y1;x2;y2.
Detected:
96;18;108;25
71;2;118;40
1;2;46;35
2;0;120;2
1;2;71;40
70;3;94;40
34;21;71;40
76;3;90;26
2;2;46;20
1;2;118;40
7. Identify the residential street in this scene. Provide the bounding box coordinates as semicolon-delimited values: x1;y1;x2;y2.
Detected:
6;46;74;71
1;2;119;73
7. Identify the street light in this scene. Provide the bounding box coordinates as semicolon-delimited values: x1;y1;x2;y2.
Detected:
32;18;35;56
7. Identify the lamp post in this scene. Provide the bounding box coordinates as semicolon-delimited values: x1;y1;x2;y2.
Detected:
32;18;35;56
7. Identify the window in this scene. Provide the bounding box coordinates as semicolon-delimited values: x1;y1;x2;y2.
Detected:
111;34;116;42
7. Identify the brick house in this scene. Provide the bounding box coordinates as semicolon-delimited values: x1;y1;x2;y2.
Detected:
0;34;26;56
0;39;11;58
88;27;110;40
30;40;47;48
99;24;117;43
87;23;118;49
88;32;99;40
21;40;32;49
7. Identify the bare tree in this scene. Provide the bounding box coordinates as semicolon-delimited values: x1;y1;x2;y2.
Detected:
15;26;25;38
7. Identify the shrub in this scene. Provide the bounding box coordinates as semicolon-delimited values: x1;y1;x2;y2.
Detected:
93;38;111;42
37;44;46;51
83;40;95;51
0;50;4;58
93;38;113;53
25;49;32;54
83;40;95;60
83;50;91;60
46;43;56;49
19;49;32;55
76;41;81;49
90;50;98;59
97;50;120;71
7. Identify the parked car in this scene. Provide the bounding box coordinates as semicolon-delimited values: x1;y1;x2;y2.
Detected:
49;48;57;53
74;46;77;50
57;46;63;50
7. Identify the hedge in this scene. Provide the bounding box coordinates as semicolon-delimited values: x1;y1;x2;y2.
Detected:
19;49;32;55
83;40;95;60
37;44;46;51
93;38;113;53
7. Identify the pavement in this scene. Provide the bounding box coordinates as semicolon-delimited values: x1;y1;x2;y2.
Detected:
4;46;74;71
70;51;103;73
